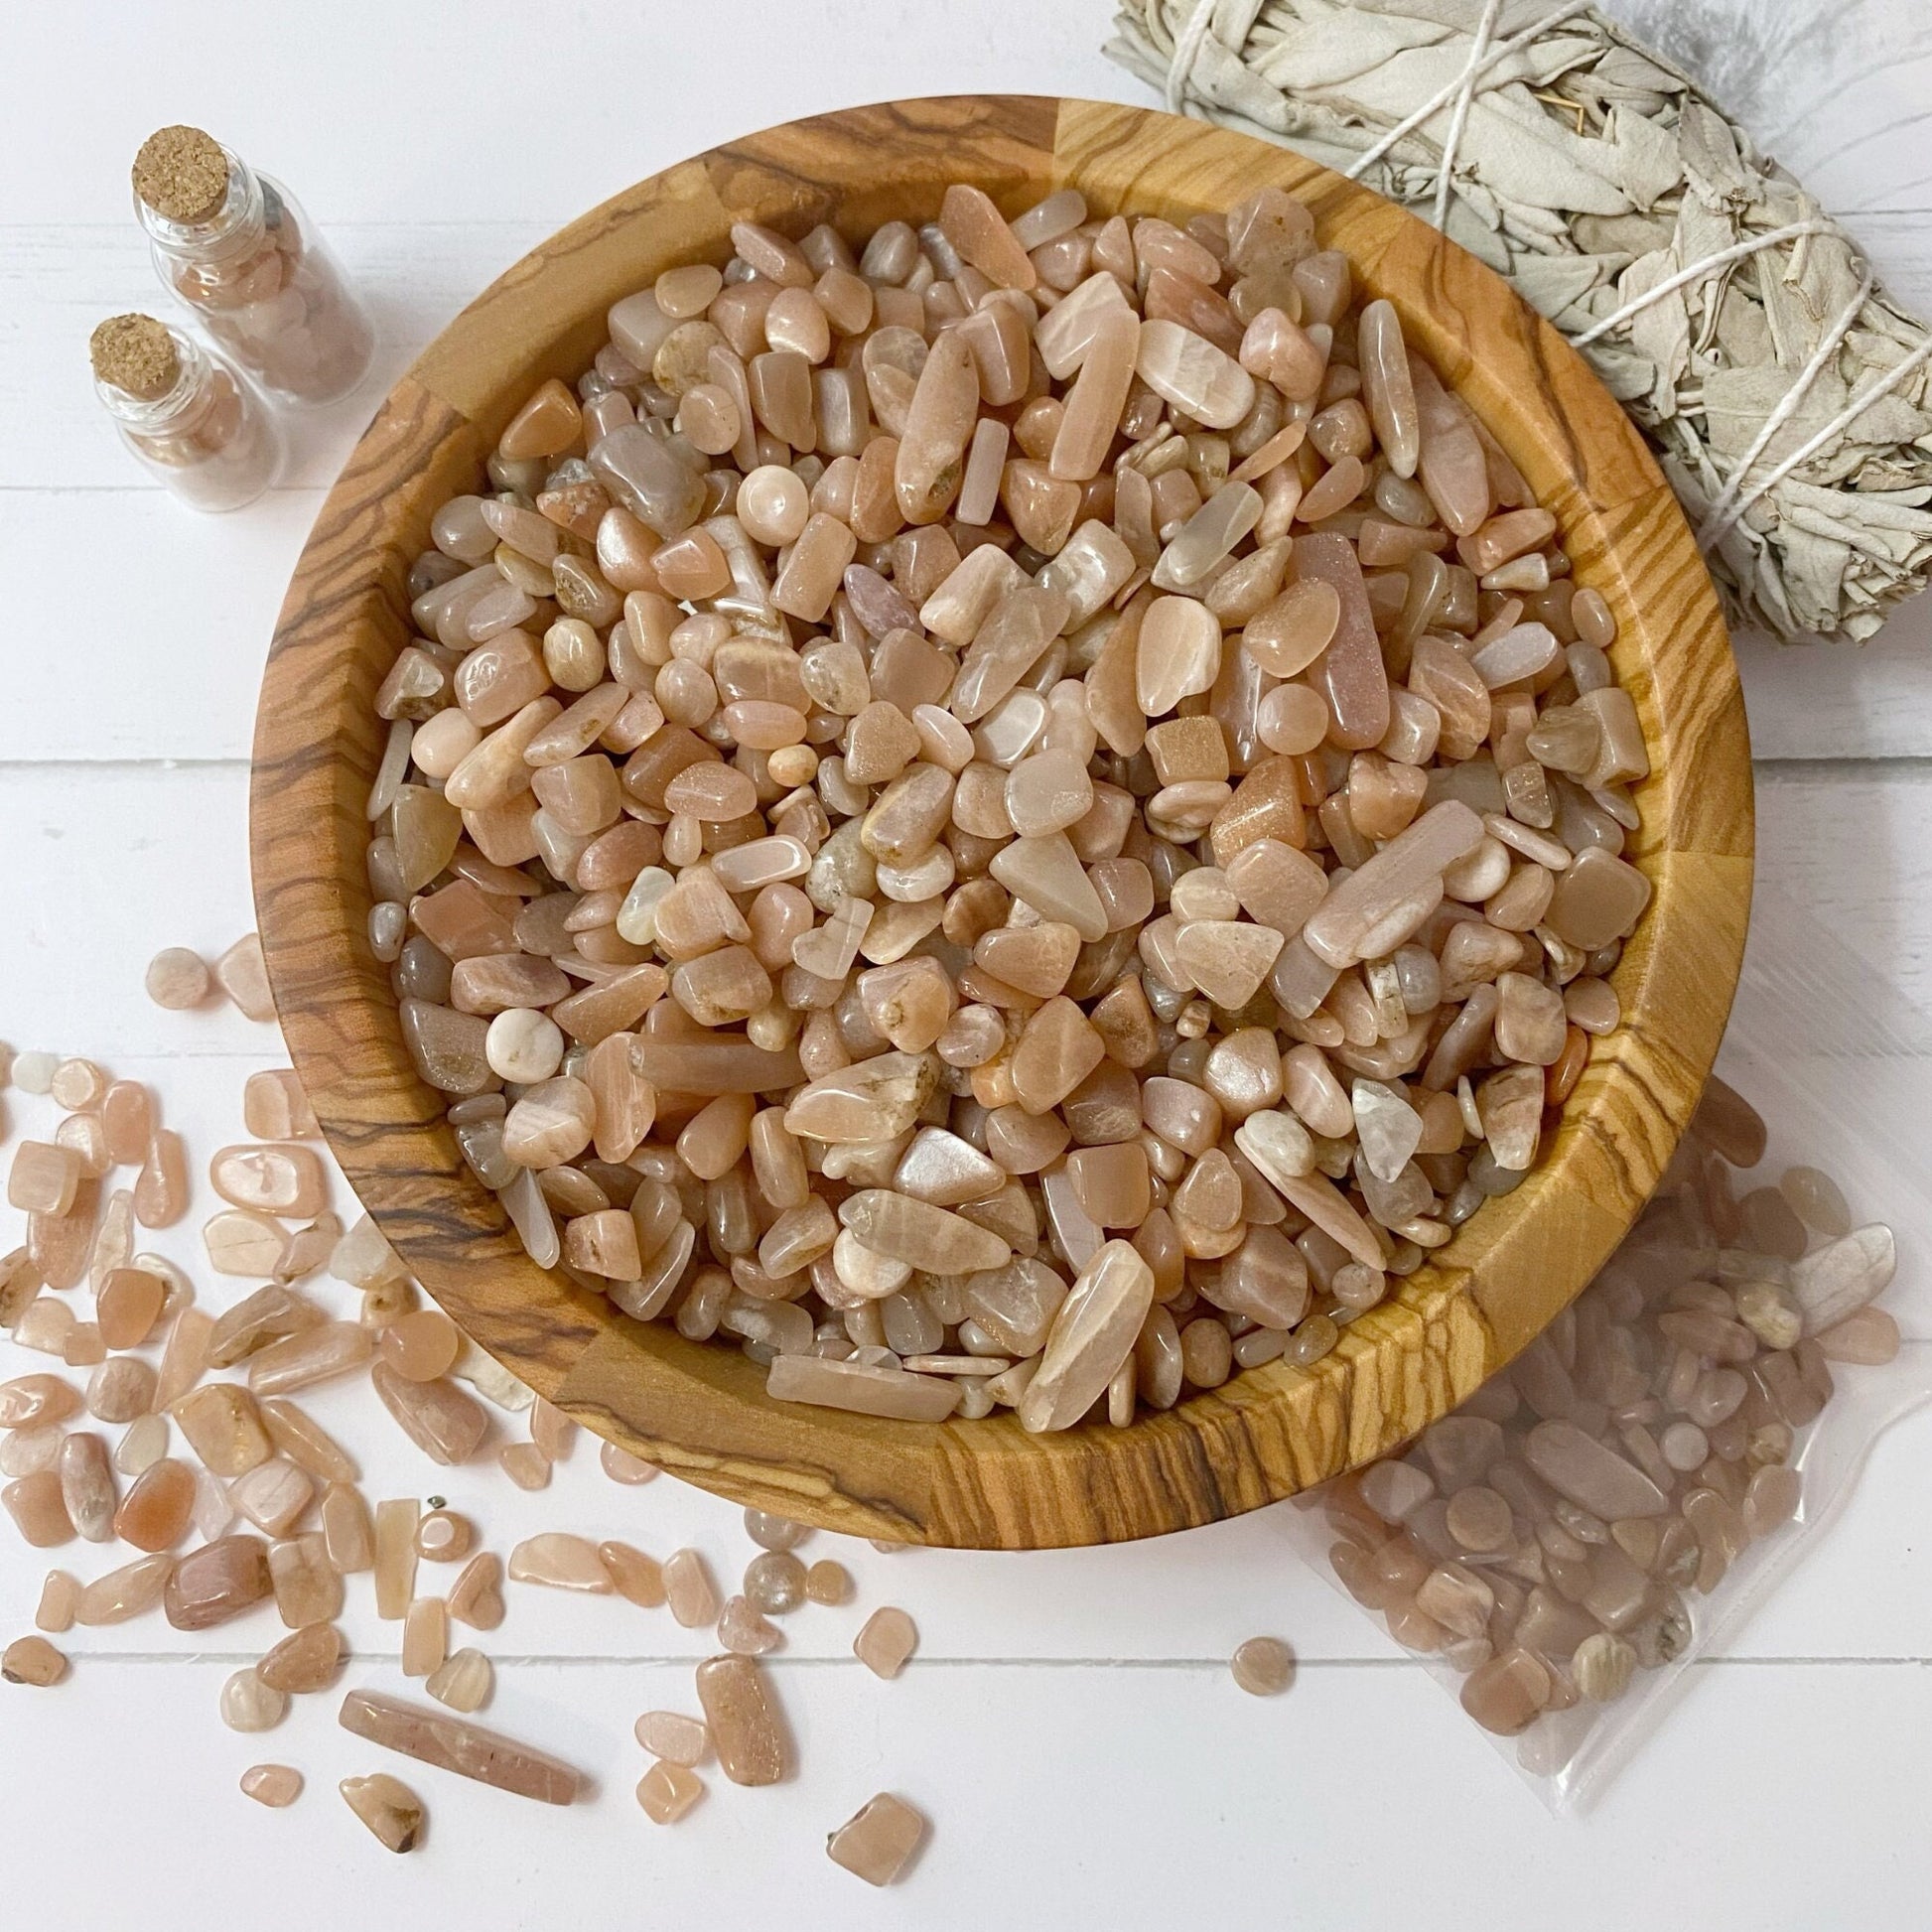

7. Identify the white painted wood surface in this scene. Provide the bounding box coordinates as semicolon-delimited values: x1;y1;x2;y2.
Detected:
0;3;1927;1924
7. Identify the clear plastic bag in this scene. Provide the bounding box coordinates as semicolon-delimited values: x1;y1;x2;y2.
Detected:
1283;883;1931;1811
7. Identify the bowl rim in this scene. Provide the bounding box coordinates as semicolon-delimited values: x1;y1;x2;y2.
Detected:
251;93;1753;1549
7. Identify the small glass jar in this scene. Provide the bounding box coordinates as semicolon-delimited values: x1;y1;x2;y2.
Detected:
133;126;374;407
90;315;284;512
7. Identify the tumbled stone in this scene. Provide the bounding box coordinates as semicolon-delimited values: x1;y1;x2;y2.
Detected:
247;1321;373;1398
1229;1636;1296;1696
827;1792;927;1886
717;1593;783;1655
601;1442;659;1486
3;1634;68;1686
370;1365;487;1465
339;1688;583;1804
1791;1224;1894;1335
240;1763;304;1808
583;1543;660;1615
52;1437;112;1553
1019;1242;1155;1433
854;1604;918;1679
426;1646;493;1714
165;1534;272;1630
635;1711;710;1765
268;1532;343;1630
402;1596;448;1678
694;1654;789;1787
449;1551;505;1631
1011;997;1106;1114
647;1546;714;1626
838;1191;1010;1275
636;1758;706;1824
1302;802;1482;968
221;1667;289;1733
1351;1080;1424;1183
0;1374;78;1431
1571;1631;1637;1703
1524;1421;1670;1520
113;1456;195;1552
507;1533;612;1592
805;1560;853;1605
36;1570;78;1633
229;1457;316;1539
339;1772;426;1853
1137;596;1223;717
172;1383;273;1477
3;1471;73;1547
1136;320;1254;430
1458;1647;1549;1735
784;1052;939;1142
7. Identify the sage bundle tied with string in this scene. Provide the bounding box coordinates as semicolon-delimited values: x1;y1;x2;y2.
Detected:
1105;0;1932;646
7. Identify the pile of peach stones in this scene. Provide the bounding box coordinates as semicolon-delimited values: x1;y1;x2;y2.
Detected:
9;949;1152;1880
374;179;1654;1440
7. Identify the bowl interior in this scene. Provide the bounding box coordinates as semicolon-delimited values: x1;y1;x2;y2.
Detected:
251;95;1752;1549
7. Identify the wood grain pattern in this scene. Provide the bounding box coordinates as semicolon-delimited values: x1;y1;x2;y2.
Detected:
250;95;1752;1549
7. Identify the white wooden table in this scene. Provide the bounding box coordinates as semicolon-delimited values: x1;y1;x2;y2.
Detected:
2;4;1929;1925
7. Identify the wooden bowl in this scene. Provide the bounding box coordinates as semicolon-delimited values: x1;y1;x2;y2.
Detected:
251;95;1752;1549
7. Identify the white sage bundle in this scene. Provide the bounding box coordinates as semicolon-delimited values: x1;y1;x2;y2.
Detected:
1106;0;1932;646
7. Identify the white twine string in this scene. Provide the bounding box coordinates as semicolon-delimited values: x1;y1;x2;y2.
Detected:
1158;0;1595;167
1165;0;1223;114
1432;0;1503;230
1570;221;1831;347
1701;336;1932;551
1155;3;1921;545
1694;267;1872;548
1341;0;1594;180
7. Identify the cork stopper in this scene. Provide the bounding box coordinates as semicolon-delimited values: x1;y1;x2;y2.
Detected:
132;125;232;223
89;314;181;401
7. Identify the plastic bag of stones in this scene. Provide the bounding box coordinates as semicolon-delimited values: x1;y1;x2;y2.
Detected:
1278;888;1930;1812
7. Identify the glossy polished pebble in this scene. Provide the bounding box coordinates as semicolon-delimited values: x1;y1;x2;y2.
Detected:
113;1457;196;1551
744;1550;807;1614
717;1593;783;1655
260;1620;344;1693
402;1596;449;1677
145;948;211;1010
826;1792;928;1886
601;1441;658;1485
339;1772;426;1853
636;1758;706;1824
36;1570;78;1633
800;1559;851;1605
241;1763;304;1808
370;1365;487;1464
415;1508;473;1563
164;1535;271;1629
339;1688;583;1804
220;1667;289;1732
1230;1636;1296;1695
635;1710;709;1765
507;1533;612;1592
854;1604;917;1679
426;1646;493;1714
694;1654;788;1787
377;1309;462;1383
448;1552;505;1630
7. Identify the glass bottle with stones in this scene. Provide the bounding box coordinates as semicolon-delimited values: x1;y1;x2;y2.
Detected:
88;314;282;512
132;124;373;406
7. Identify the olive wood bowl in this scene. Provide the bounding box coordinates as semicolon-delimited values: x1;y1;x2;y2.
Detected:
251;95;1753;1549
